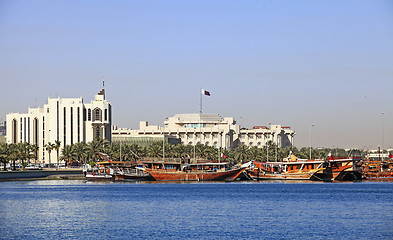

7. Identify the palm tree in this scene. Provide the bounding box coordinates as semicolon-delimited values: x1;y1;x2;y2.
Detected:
16;142;31;168
74;142;88;166
87;138;110;162
248;146;263;162
29;144;39;166
128;144;142;162
45;142;56;167
9;144;19;170
147;142;162;159
54;140;61;167
60;145;76;167
0;143;12;170
233;144;248;164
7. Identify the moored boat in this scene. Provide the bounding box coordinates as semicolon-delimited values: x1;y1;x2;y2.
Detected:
311;157;362;181
361;160;393;181
142;160;250;181
84;161;151;181
248;159;324;181
247;155;362;181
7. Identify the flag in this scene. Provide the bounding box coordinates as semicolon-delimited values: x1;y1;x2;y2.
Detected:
221;153;227;158
389;152;393;158
328;152;335;160
201;88;210;96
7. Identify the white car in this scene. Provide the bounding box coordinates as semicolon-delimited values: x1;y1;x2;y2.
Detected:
25;165;42;170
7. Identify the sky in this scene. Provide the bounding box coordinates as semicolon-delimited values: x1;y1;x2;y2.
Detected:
0;0;392;149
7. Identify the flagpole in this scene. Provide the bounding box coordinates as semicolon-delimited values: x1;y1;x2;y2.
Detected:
200;88;202;114
199;88;202;161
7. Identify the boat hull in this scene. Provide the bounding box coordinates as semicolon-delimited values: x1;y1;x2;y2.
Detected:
146;168;244;181
113;173;151;181
85;174;113;181
248;171;315;180
363;172;393;181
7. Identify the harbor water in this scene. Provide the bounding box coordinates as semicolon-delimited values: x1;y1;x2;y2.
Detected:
0;181;392;240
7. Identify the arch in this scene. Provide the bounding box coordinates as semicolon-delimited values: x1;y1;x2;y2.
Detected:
93;125;102;140
93;108;102;121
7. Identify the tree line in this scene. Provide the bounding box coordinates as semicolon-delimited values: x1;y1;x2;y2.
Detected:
0;138;366;170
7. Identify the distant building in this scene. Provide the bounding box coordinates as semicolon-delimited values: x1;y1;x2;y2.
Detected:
112;113;295;149
6;89;112;163
0;121;5;136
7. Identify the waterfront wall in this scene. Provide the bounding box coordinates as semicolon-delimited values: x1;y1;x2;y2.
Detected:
0;169;83;180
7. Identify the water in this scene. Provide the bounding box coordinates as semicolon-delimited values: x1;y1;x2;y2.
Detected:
0;181;392;240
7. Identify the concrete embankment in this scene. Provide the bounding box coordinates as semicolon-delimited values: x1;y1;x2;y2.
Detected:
0;169;84;181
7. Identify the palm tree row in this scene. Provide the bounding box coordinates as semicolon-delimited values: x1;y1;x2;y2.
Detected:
0;142;39;170
1;138;366;170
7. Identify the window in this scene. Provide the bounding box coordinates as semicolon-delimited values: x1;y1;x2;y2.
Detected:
88;109;91;121
94;125;102;139
165;165;175;170
249;135;254;139
213;133;218;139
83;108;87;121
184;123;206;128
70;107;73;145
105;109;108;121
205;133;210;138
240;134;245;139
33;118;38;145
257;134;262;139
64;108;66;146
12;119;17;144
93;108;102;121
77;107;80;142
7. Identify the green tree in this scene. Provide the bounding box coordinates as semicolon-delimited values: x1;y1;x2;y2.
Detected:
87;138;110;162
0;143;12;170
60;145;76;167
74;142;89;165
233;144;248;163
29;144;40;166
45;142;56;167
54;140;61;167
147;142;162;158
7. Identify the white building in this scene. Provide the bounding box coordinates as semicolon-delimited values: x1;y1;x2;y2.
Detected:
6;89;112;164
112;113;295;149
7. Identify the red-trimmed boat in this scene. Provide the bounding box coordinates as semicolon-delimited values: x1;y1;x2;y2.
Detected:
142;160;250;181
247;155;362;181
361;160;393;181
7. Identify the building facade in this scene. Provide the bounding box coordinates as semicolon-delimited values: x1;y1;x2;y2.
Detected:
6;89;111;163
112;113;295;149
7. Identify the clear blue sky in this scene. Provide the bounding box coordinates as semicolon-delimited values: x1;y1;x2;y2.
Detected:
1;0;392;149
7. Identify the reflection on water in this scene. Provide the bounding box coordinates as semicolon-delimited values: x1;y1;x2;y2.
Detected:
0;181;392;240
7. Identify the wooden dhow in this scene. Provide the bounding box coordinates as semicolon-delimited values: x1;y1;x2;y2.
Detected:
142;160;251;181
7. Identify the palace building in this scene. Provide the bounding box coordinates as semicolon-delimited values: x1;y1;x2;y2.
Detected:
112;113;295;149
6;89;112;164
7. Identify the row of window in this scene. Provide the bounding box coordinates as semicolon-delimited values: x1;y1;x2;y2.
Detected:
240;134;274;139
179;133;220;139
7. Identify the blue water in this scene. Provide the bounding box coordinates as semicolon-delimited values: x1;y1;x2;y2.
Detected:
0;181;392;240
